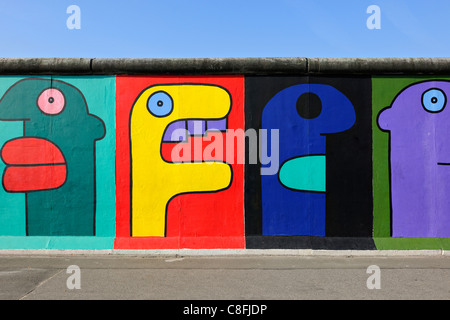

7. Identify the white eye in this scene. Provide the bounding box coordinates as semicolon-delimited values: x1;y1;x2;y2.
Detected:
422;88;446;113
147;91;173;117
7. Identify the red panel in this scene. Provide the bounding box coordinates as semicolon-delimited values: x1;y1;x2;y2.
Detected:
114;75;245;249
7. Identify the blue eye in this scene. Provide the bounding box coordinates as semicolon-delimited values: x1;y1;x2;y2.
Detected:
147;91;173;117
422;88;446;113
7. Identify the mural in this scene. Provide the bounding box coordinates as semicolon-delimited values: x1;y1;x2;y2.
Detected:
0;76;115;248
0;73;447;251
115;76;245;249
377;80;450;238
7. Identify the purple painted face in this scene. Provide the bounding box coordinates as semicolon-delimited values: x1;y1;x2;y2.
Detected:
378;80;450;238
379;81;450;163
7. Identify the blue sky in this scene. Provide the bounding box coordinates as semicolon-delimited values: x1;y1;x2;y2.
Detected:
0;0;449;58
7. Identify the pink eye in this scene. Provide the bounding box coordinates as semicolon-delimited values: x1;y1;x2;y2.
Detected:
37;88;65;115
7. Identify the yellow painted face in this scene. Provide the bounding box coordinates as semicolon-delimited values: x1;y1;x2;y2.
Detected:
129;84;233;237
131;84;231;143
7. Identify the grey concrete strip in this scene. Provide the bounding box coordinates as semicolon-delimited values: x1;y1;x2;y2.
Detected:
90;57;308;75
307;57;450;75
0;58;92;74
1;57;450;75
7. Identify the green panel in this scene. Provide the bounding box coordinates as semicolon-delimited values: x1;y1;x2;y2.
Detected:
372;75;450;246
0;75;115;249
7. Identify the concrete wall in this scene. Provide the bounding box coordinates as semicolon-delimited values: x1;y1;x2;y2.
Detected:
0;58;449;251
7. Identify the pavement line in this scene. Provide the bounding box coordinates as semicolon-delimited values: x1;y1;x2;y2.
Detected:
19;268;64;300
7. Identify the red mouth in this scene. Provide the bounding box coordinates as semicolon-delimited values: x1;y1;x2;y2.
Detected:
1;137;67;192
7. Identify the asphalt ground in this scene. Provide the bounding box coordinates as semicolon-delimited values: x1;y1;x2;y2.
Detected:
0;251;448;302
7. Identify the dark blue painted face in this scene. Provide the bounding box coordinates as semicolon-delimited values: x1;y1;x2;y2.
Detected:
262;84;356;161
261;84;356;236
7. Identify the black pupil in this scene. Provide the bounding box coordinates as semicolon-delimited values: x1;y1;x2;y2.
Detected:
48;97;54;103
296;92;322;119
157;100;163;107
431;97;438;103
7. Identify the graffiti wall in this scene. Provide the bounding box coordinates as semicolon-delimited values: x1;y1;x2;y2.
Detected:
0;73;448;250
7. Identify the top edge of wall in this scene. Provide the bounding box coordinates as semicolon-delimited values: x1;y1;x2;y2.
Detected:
0;57;450;75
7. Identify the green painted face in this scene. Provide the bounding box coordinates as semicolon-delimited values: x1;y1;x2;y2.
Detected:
0;78;106;236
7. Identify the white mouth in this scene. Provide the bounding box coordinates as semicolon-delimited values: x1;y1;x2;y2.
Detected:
162;118;228;142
